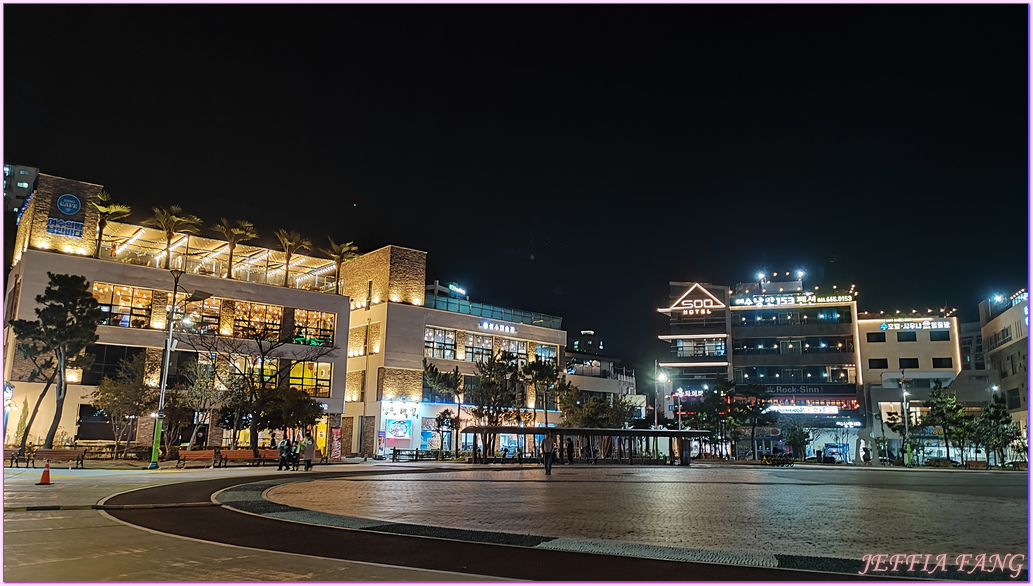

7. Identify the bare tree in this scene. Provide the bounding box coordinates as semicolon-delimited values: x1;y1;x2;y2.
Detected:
181;305;337;455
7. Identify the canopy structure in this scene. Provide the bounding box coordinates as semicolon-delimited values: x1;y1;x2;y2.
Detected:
459;426;710;465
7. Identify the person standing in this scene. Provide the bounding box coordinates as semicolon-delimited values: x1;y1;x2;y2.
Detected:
541;433;555;475
565;437;575;465
277;437;292;471
301;432;316;471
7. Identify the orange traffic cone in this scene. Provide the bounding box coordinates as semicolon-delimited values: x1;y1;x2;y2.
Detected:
36;460;52;486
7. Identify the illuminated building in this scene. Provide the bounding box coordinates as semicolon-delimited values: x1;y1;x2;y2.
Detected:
4;163;38;213
658;274;864;459
979;289;1029;437
564;331;641;418
5;173;350;451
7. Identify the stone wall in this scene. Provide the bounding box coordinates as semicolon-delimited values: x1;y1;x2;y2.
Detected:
378;366;422;402
17;174;105;259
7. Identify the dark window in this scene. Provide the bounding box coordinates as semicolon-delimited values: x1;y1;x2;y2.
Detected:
1007;388;1021;410
896;331;917;342
929;330;951;342
82;344;145;386
932;357;953;368
866;332;886;343
899;358;920;369
868;358;889;369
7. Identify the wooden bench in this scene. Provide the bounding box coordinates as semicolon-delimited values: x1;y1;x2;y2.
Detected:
33;448;86;469
4;448;33;468
177;449;219;468
965;460;989;470
218;449;277;467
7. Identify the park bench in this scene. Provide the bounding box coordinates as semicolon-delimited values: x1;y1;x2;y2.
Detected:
177;449;219;468
33;448;86;469
965;461;989;470
4;448;32;468
218;449;277;467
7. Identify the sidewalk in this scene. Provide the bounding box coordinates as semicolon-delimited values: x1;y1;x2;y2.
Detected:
3;463;502;581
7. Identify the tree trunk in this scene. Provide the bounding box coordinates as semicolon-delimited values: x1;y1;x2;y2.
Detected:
187;420;203;451
44;351;68;449
282;252;292;287
750;418;758;460
225;243;236;279
164;236;172;269
335;264;342;295
20;371;56;456
95;218;107;259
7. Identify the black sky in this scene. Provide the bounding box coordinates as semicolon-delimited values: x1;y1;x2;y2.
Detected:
4;5;1029;380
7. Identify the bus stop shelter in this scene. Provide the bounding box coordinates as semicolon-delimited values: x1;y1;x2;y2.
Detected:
460;426;710;466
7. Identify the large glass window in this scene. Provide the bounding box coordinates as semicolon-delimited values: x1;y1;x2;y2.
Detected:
289;361;331;397
899;358;920;369
499;338;528;366
929;330;951;342
465;334;494;363
535;344;558;365
229;355;279;388
233;302;283;341
293;309;335;347
675;338;727;358
866;332;886;343
424;327;457;360
176;294;221;335
92;283;153;329
896;331;917;342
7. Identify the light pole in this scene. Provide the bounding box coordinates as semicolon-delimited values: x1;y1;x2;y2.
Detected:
149;270;211;470
900;370;911;468
653;360;667;429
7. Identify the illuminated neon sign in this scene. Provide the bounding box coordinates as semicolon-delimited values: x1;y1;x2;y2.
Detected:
767;405;839;415
658;283;727;316
879;320;951;331
448;283;466;296
480;321;516;333
732;293;853;307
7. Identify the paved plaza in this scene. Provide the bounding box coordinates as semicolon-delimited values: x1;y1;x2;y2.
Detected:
3;460;1028;581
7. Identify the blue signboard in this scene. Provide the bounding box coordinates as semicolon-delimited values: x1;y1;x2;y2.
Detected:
45;217;84;238
56;194;81;216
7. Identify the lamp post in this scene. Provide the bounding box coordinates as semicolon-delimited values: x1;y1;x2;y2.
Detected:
149;270;211;470
900;370;911;468
653;360;667;429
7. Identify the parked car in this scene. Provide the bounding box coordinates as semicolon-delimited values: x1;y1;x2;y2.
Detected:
1003;461;1028;470
924;457;962;468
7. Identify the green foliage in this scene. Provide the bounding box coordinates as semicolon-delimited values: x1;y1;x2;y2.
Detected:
259;387;324;432
924;381;966;460
781;422;811;457
142;206;202;269
90;353;157;458
464;352;521;460
10;272;103;448
212;218;258;279
737;383;777;459
424;358;465;459
274;229;312;287
91;190;131;259
14;398;29;446
320;237;360;294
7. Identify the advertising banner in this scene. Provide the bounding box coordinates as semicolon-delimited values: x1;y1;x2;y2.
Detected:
330;427;342;459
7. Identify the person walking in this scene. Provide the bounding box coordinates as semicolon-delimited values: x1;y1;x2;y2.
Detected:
300;432;316;471
565;437;575;465
277;436;292;471
541;433;556;475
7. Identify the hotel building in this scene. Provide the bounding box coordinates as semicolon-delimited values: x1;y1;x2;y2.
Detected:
979;289;1029;436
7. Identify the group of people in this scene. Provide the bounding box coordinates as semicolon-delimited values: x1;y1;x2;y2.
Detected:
276;432;316;471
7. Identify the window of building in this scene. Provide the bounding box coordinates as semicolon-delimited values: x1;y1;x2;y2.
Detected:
931;357;953;369
229;355;279;388
294;309;335;347
1007;388;1021;410
896;331;917;342
424;327;457;360
233;302;283;341
465;334;493;363
676;337;727;358
899;358;920;369
869;358;889;369
535;344;558;365
866;332;886;343
81;344;145;386
176;294;221;336
929;330;951;342
289;361;331;397
16;181;28;188
92;282;153;329
499;338;528;366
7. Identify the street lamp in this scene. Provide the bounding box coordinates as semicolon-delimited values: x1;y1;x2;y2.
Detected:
148;269;211;470
654;360;668;429
900;370;911;468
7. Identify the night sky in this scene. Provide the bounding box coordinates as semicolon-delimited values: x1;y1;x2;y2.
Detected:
4;5;1028;380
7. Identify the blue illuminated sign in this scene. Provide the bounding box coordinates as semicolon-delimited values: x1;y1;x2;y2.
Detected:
45;217;84;238
56;194;81;216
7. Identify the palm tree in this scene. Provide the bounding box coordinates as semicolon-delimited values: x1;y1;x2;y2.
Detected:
91;191;131;259
212;218;259;279
319;237;360;294
142;206;202;269
274;229;312;288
